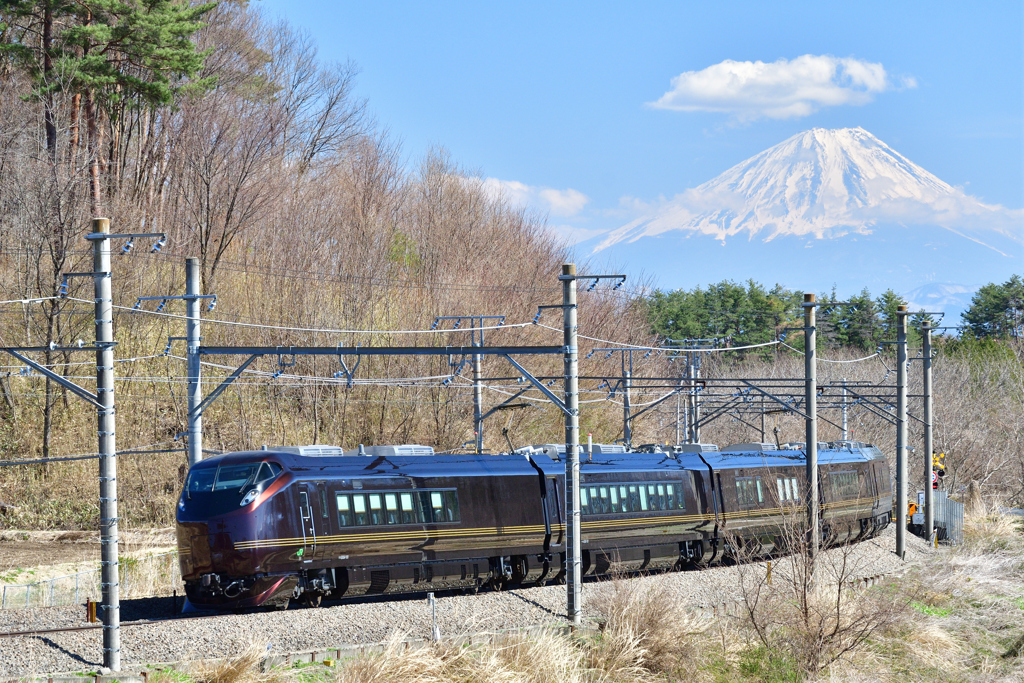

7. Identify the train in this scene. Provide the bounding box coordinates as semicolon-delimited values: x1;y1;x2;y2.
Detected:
176;441;892;610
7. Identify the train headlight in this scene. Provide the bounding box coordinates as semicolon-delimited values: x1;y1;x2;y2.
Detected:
240;489;259;507
178;497;185;511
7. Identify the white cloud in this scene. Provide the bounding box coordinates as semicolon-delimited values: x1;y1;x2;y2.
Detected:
539;188;589;217
650;55;910;120
481;177;590;217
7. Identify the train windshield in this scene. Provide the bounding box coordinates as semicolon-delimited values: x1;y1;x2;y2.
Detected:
184;461;282;506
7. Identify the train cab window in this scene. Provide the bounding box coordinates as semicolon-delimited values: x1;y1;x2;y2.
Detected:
618;486;629;513
186;468;216;493
639;486;649;511
580;488;590;514
336;494;352;527
351;494;368;525
610;487;619;510
665;484;678;509
257;462;282;483
213;463;261;491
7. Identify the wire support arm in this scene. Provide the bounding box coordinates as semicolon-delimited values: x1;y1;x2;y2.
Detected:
503;355;572;416
190;355;258;418
3;349;102;409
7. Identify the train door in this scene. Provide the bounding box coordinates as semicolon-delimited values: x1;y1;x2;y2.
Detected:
546;476;563;547
298;485;318;562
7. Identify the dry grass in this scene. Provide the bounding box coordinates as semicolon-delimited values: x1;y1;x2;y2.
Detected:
188;644;290;683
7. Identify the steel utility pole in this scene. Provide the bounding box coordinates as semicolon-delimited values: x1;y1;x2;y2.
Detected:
841;378;848;441
562;263;582;627
186;258;203;467
895;305;909;560
472;343;483;453
622;353;632;449
90;218;120;671
803;293;818;558
922;319;934;544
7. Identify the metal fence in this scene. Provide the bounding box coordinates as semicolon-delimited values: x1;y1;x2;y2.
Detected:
0;550;180;610
934;490;964;545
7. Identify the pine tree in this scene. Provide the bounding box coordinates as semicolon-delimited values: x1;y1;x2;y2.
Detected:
1;0;216;215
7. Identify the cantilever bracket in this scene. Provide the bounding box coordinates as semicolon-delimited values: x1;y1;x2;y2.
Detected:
480;388;534;422
191;354;258;417
503;355;572;417
3;349;102;409
335;345;361;388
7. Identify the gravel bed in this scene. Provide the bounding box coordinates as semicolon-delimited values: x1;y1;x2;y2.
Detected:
0;525;933;677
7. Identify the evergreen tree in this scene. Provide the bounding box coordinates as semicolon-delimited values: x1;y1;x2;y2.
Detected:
962;275;1024;338
1;0;215;215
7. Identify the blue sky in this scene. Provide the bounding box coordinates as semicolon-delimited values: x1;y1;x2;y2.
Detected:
259;1;1023;246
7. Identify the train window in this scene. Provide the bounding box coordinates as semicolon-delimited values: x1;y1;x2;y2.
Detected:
186;468;216;493
400;493;416;524
580;487;589;514
320;489;329;518
628;486;640;511
665;484;676;510
213;463;261;491
352;494;368;525
619;486;629;512
639;486;649;511
384;494;399;525
443;491;460;522
368;494;384;525
736;477;763;508
257;462;281;483
609;487;619;509
777;477;800;503
830;471;859;499
336;494;352;527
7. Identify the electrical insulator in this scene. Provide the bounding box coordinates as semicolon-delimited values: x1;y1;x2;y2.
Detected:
120;239;133;255
150;236;166;253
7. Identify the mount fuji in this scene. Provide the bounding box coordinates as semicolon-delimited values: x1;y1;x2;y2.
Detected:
580;128;1022;314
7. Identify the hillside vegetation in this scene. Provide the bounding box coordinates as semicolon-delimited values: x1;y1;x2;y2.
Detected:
0;3;1020;530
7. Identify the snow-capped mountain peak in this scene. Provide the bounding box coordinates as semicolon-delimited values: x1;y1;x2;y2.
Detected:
595;127;1019;251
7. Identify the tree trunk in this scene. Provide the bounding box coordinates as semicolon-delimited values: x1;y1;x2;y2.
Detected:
85;88;102;217
43;6;56;157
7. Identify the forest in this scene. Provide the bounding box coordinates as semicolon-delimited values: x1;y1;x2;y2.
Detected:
0;1;1020;529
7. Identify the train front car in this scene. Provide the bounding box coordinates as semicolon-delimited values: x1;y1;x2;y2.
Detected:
177;451;294;609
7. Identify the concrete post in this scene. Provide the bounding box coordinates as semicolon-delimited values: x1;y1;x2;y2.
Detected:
896;305;909;560
562;264;581;626
186;258;203;467
92;218;120;671
803;293;818;558
922;320;934;543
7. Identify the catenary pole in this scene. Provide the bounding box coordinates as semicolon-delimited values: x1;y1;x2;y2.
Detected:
841;378;848;441
896;305;909;560
622;352;632;448
562;263;581;627
804;293;818;558
92;218;120;671
922;320;934;544
473;338;483;454
186;258;203;467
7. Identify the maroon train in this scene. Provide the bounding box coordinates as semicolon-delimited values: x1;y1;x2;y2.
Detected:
176;441;892;610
